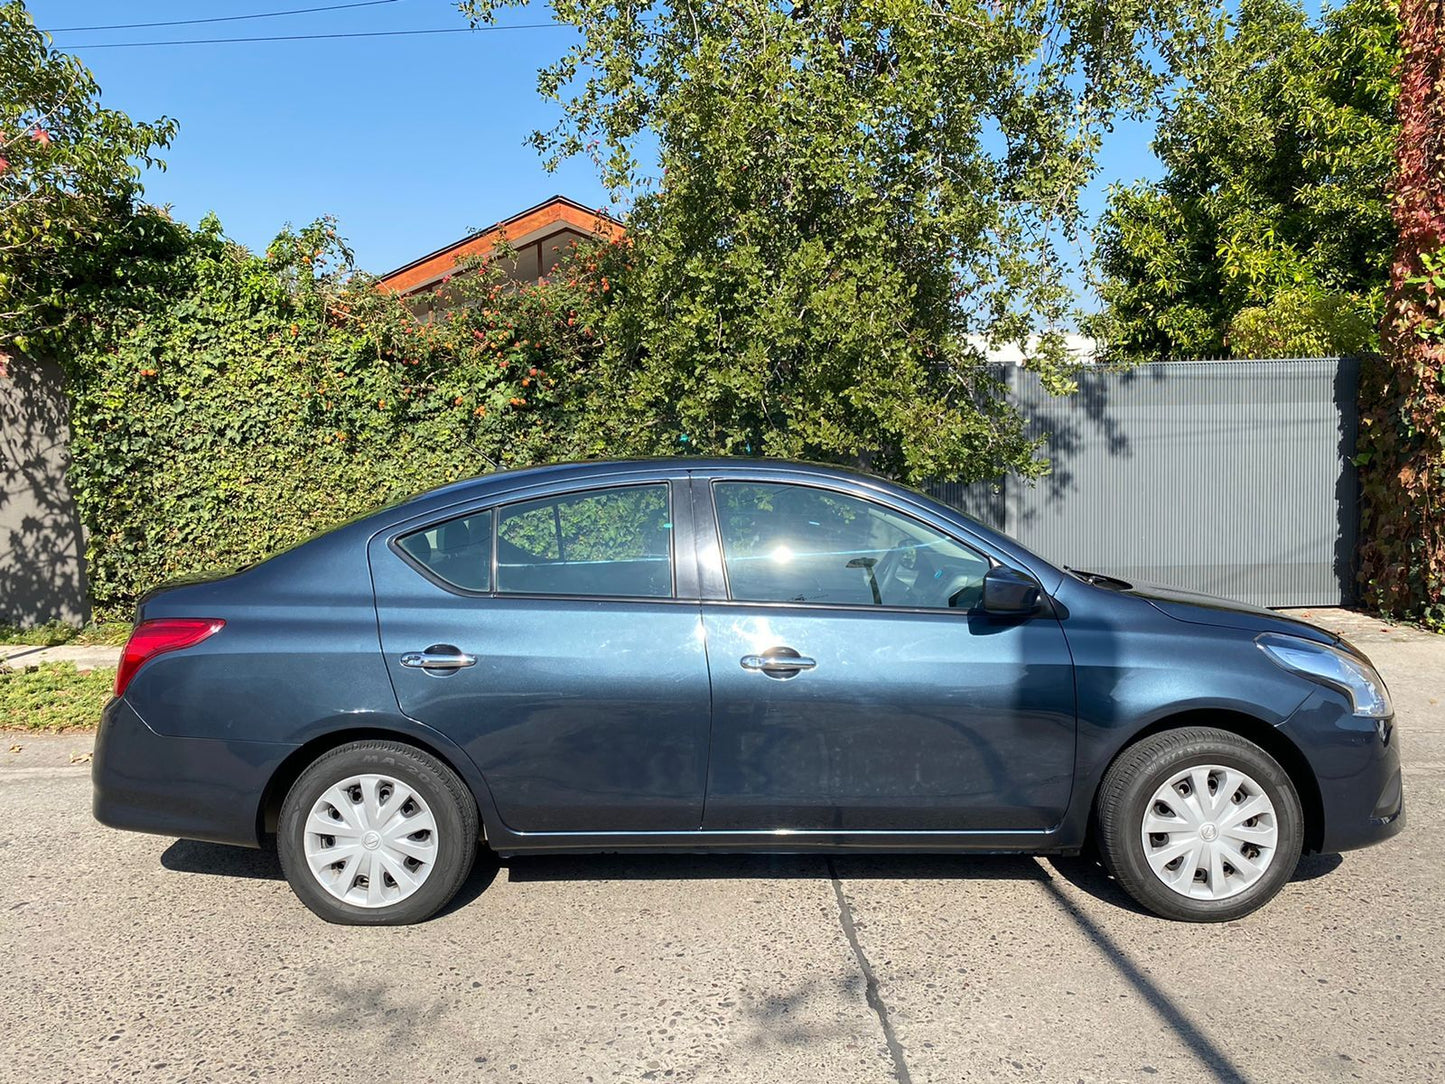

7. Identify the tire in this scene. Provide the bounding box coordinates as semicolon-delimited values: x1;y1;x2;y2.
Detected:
1095;727;1304;922
277;740;479;925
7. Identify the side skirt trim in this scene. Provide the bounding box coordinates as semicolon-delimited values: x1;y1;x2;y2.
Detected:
489;826;1070;856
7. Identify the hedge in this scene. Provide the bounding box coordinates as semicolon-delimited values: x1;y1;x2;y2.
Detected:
61;213;621;617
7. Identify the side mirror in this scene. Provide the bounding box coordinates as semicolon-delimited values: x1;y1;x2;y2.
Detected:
981;565;1041;615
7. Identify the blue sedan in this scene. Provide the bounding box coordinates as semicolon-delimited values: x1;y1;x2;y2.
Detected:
92;459;1404;924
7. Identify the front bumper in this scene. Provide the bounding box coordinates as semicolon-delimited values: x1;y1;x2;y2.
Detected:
1278;690;1405;854
92;697;297;848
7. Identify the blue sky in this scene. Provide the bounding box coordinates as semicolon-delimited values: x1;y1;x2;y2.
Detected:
29;0;1163;285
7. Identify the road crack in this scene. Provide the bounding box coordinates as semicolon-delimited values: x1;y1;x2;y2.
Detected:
827;858;912;1084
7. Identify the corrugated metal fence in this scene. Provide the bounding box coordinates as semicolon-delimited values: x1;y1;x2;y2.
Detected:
929;358;1360;608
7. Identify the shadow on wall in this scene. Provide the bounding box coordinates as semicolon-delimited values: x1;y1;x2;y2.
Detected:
925;362;1137;530
1332;357;1362;600
0;355;90;625
1019;362;1139;521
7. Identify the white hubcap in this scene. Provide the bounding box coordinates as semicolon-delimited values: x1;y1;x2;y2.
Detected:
304;774;438;908
1140;764;1279;900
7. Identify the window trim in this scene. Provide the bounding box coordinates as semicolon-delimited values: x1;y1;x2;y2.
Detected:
707;478;996;615
390;481;679;602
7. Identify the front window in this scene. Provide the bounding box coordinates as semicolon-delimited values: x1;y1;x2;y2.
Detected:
713;482;989;609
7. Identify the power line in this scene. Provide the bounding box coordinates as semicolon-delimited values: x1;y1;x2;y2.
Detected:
53;25;565;50
47;0;402;34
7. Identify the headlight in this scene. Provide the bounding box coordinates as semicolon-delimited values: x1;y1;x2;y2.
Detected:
1256;633;1393;718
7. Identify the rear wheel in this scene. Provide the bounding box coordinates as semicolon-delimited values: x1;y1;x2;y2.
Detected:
1095;727;1304;922
277;740;478;925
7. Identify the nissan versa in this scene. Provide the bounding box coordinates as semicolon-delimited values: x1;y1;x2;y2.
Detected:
92;460;1404;925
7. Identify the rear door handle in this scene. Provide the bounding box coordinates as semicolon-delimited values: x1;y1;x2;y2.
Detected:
740;649;816;675
400;646;477;671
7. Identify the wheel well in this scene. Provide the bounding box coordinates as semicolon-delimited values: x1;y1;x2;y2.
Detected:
257;728;485;841
1095;710;1325;854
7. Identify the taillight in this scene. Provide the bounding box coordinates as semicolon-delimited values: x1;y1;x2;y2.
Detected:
114;619;225;698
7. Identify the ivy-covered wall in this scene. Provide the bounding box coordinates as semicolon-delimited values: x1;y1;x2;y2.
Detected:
1356;0;1445;629
59;213;618;618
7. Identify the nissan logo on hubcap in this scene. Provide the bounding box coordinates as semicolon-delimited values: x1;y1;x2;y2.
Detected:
1200;823;1219;842
362;831;382;851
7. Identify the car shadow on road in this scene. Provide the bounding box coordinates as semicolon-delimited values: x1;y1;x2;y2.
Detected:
158;841;1345;931
161;839;284;880
158;838;503;915
1045;850;1347;915
1289;852;1347;882
159;841;1342;901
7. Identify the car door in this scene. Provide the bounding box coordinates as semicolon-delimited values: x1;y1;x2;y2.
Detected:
369;478;712;833
695;477;1076;833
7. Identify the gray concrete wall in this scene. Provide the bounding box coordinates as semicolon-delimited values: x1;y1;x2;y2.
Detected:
930;358;1360;608
0;356;89;625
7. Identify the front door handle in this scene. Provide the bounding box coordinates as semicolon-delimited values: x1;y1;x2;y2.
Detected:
400;645;477;671
740;648;817;676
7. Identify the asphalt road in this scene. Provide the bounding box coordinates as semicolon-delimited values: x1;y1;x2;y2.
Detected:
2;612;1441;1083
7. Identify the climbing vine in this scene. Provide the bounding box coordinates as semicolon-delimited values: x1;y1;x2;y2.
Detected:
61;212;622;615
1356;0;1445;626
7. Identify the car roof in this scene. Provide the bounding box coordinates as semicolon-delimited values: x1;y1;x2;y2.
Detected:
386;457;893;512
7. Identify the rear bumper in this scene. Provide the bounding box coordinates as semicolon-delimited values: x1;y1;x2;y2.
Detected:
92;697;296;848
1278;692;1405;854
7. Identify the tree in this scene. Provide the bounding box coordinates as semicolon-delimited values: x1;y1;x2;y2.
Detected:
458;0;1214;484
0;0;175;362
1356;0;1445;627
1089;0;1398;360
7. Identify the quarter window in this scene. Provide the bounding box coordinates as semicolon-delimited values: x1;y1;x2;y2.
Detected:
713;482;989;609
497;485;673;598
397;510;493;592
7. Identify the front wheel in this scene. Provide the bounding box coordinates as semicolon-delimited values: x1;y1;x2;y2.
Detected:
1095;727;1304;922
277;740;479;925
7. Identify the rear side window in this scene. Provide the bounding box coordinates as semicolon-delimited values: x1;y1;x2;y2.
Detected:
497;484;673;598
397;510;493;592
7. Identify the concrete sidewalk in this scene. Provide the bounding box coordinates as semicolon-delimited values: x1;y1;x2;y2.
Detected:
1278;606;1441;644
0;643;120;672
